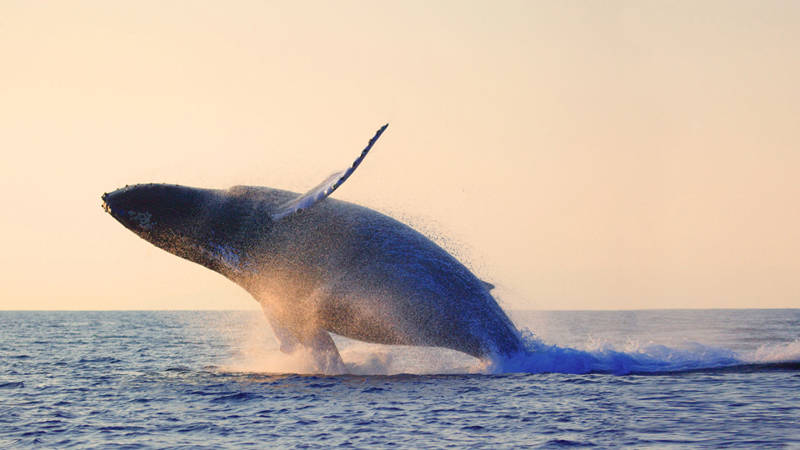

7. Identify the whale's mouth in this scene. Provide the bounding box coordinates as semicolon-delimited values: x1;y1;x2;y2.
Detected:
101;185;137;218
101;193;112;214
100;190;131;228
101;191;155;231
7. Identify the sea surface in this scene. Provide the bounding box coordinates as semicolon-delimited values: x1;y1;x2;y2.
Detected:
1;309;798;448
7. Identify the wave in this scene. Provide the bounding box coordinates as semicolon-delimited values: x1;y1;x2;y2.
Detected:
217;334;800;377
488;330;800;375
215;314;800;376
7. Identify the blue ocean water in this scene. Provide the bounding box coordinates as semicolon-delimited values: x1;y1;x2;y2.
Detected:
1;309;798;447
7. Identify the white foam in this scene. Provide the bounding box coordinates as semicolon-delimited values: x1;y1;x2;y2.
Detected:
220;341;482;376
212;313;799;376
743;339;800;363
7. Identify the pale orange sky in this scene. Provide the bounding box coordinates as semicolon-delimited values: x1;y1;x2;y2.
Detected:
1;1;798;310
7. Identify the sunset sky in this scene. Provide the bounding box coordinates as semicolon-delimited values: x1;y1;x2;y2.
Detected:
1;1;799;310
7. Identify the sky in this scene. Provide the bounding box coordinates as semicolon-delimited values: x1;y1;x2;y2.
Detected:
1;0;799;310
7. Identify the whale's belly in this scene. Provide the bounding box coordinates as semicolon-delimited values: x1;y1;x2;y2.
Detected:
313;206;522;358
254;198;523;359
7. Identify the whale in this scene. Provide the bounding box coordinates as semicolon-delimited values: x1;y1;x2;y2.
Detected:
102;124;525;372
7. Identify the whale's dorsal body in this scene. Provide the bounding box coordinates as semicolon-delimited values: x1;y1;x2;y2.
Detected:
227;186;524;370
102;125;524;373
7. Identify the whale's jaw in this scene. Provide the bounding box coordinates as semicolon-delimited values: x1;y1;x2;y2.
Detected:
101;185;161;234
103;184;235;272
101;193;111;214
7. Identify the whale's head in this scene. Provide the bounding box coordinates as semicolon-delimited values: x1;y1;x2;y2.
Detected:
102;184;254;274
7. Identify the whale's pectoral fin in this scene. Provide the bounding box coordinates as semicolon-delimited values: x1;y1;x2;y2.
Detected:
270;123;389;220
262;310;345;374
481;280;495;291
304;329;346;374
264;315;301;354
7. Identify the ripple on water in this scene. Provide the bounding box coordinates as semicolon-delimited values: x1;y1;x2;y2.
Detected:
0;310;799;447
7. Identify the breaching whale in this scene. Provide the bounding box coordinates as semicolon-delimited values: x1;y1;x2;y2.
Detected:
102;124;525;372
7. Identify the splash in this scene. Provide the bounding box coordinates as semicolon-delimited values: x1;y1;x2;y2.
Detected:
745;338;800;364
488;330;800;375
213;311;800;376
218;333;800;376
220;338;485;376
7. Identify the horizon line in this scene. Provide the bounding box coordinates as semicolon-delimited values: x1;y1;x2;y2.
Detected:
1;307;797;312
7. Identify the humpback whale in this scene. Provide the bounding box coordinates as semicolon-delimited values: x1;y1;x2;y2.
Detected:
102;124;525;372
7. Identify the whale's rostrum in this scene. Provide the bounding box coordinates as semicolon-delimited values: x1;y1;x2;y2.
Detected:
102;124;525;373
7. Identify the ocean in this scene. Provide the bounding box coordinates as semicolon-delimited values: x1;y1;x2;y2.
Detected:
1;309;798;447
